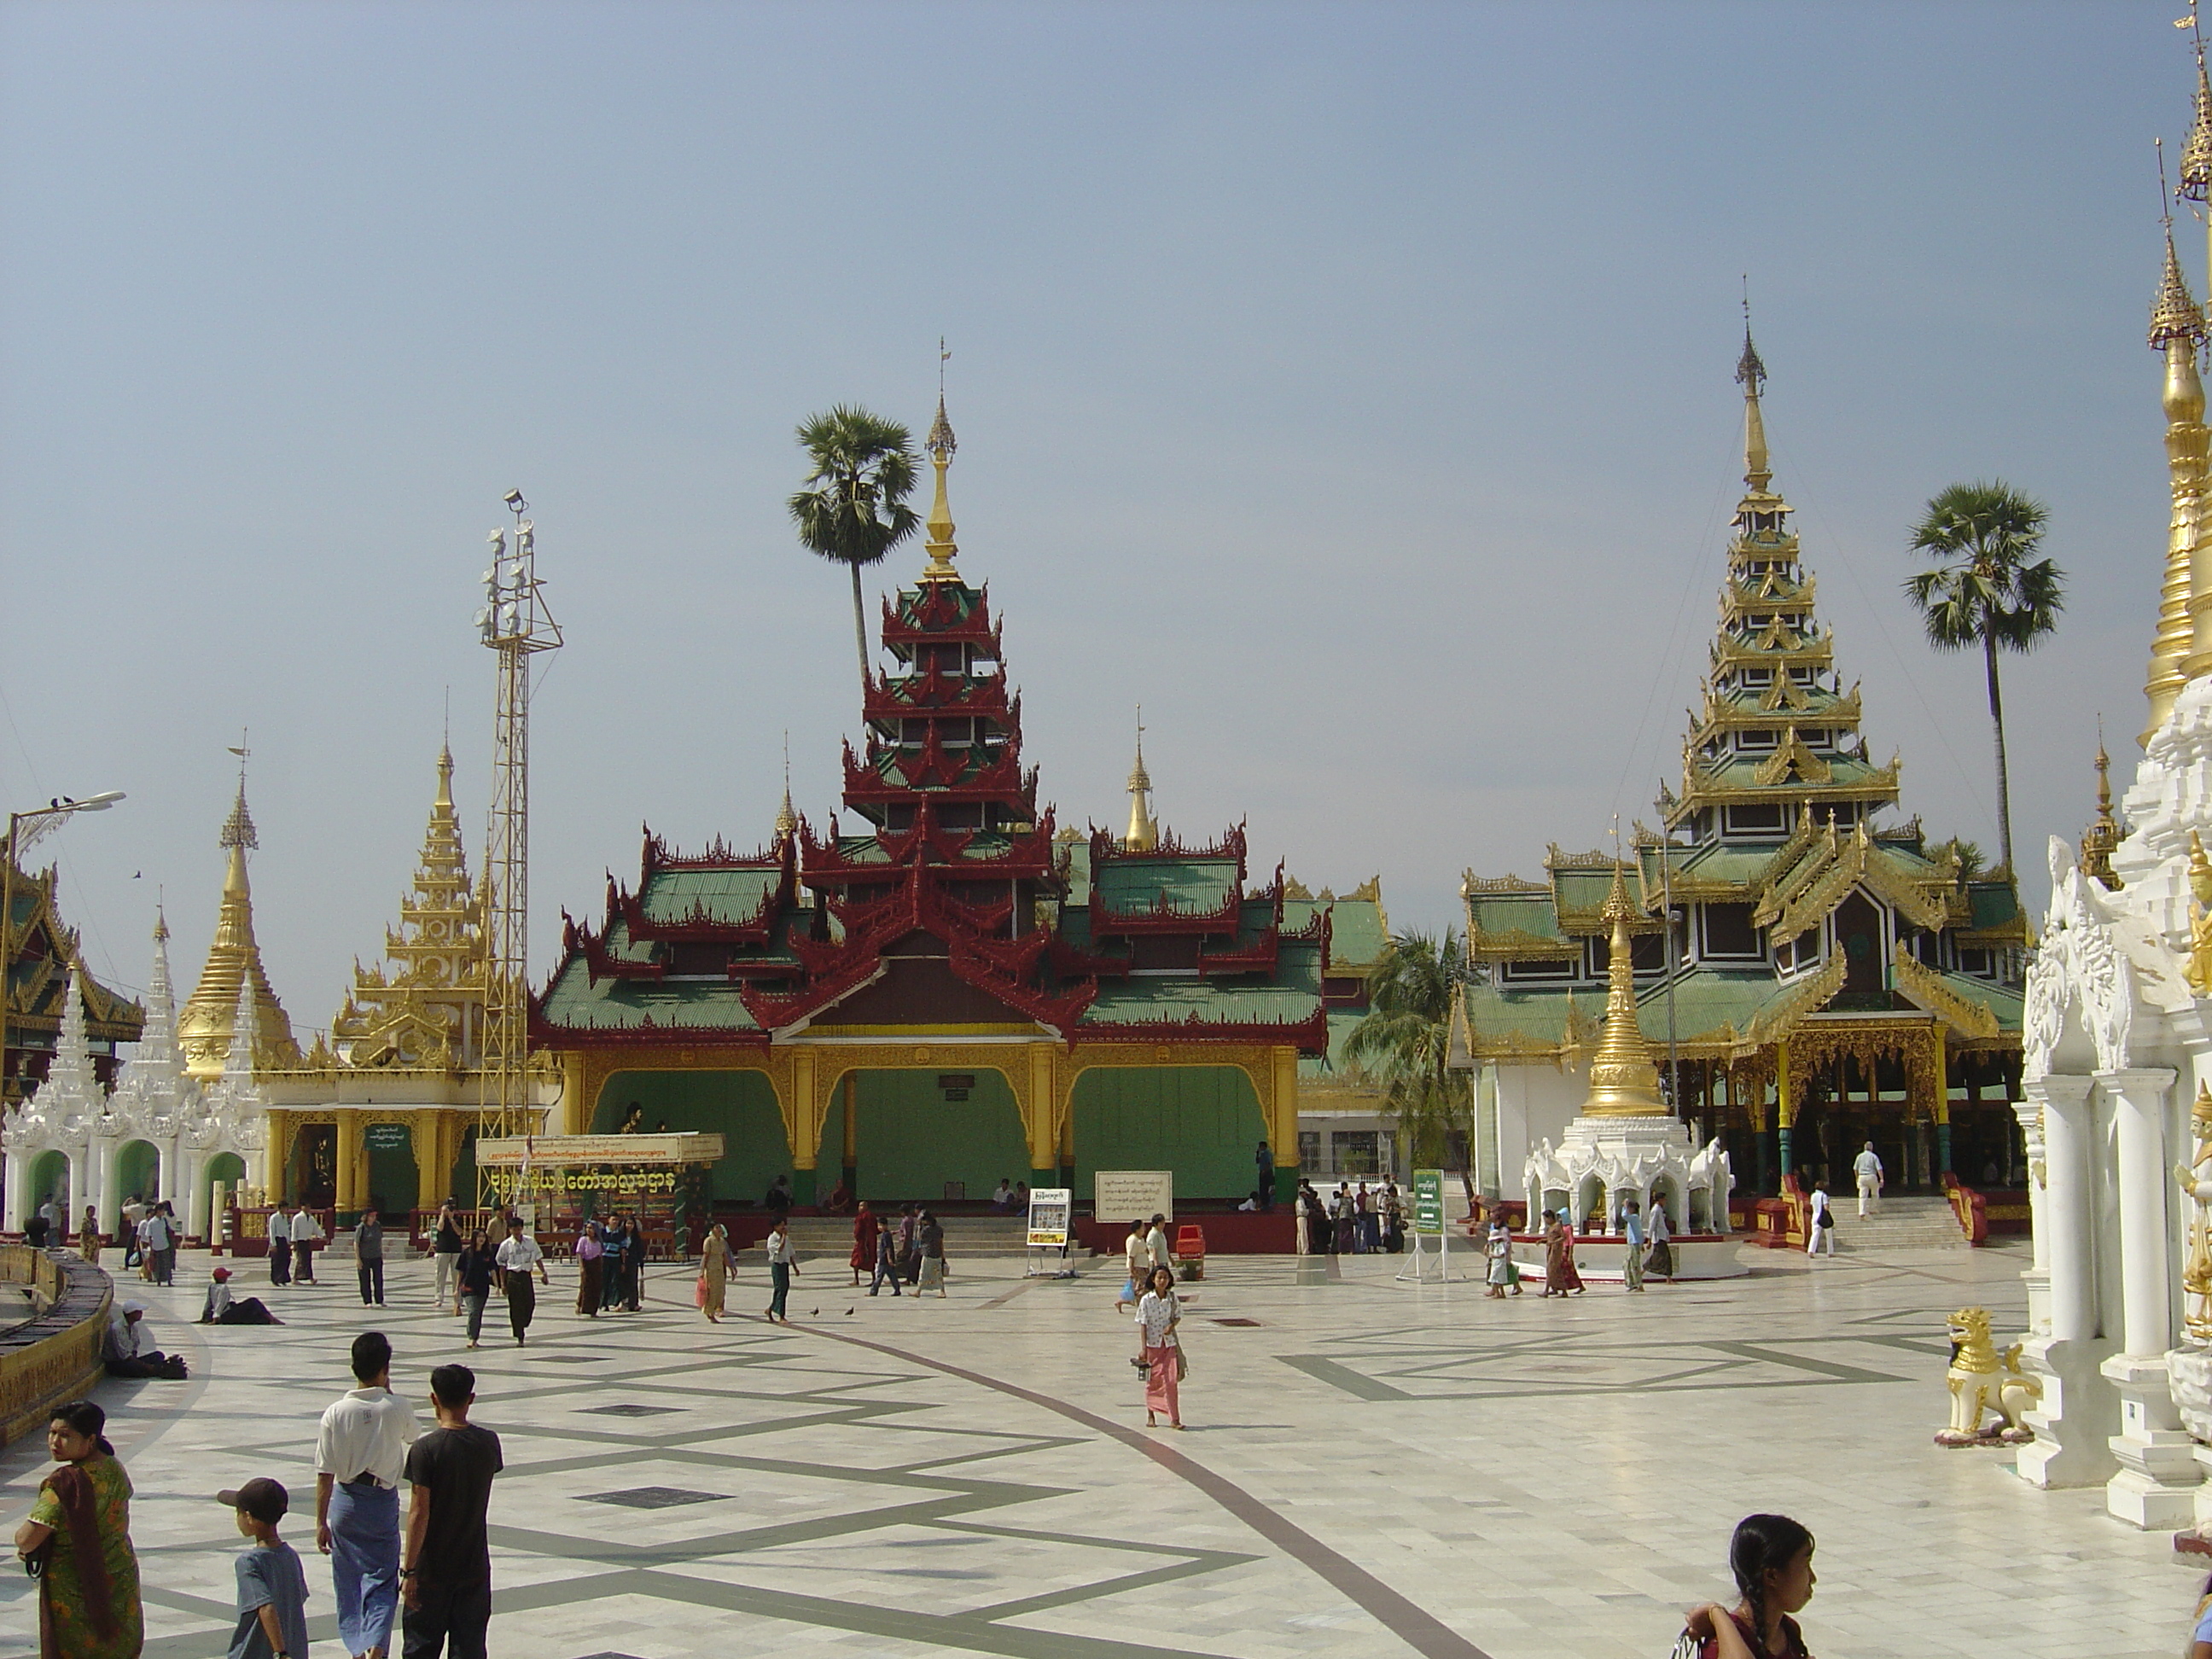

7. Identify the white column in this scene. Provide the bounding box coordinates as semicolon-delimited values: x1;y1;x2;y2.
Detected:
181;1150;207;1242
92;1136;118;1232
2096;1068;2199;1526
2017;1074;2121;1488
2013;1095;2051;1334
3;1147;27;1231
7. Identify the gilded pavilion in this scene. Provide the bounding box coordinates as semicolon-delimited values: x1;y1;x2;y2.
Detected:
0;855;141;1106
1450;338;2026;1200
533;401;1382;1206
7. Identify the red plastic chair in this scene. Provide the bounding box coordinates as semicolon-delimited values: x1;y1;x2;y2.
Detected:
1174;1224;1207;1279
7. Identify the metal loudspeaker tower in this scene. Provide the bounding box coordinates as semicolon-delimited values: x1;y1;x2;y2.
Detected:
476;491;562;1179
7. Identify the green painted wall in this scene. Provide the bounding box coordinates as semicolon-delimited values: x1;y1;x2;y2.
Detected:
114;1140;160;1205
1073;1067;1266;1201
838;1068;1029;1202
26;1150;67;1210
597;1071;789;1202
365;1138;420;1216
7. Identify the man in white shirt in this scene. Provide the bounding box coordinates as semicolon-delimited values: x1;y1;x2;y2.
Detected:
1145;1214;1172;1277
493;1218;547;1347
316;1330;422;1659
293;1206;326;1284
268;1201;295;1286
1806;1180;1836;1257
1852;1141;1884;1217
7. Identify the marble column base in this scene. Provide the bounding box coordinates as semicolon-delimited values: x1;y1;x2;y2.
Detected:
2104;1353;2202;1528
2014;1335;2119;1489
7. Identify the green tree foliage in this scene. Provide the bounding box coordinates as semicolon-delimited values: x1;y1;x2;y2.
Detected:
789;407;921;695
1903;480;2064;877
1342;929;1474;1200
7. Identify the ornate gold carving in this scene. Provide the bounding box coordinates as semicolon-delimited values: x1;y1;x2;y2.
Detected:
1936;1307;2040;1445
1739;952;1847;1052
2189;832;2212;998
1579;864;1668;1117
2182;1083;2212;1344
1891;943;2001;1039
1752;728;1832;787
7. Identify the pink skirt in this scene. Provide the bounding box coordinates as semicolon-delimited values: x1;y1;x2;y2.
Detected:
1144;1344;1180;1419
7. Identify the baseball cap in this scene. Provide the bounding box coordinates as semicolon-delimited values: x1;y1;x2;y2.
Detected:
217;1478;288;1525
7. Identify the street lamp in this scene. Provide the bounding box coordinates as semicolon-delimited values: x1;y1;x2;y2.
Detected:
1;792;124;1108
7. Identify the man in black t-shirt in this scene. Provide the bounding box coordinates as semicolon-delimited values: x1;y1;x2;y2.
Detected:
399;1363;503;1659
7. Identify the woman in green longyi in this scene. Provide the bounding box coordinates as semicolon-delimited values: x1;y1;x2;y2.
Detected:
14;1399;143;1659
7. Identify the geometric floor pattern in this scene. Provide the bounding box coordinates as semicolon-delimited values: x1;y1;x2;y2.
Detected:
0;1232;2196;1657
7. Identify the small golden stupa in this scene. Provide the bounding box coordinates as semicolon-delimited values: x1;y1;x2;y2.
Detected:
1579;860;1669;1117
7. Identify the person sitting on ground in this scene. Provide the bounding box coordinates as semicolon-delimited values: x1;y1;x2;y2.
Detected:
1236;1191;1260;1213
1014;1180;1029;1211
103;1302;186;1378
2187;1563;2212;1659
201;1266;282;1325
990;1179;1014;1213
1682;1513;1817;1659
24;1212;49;1249
218;1476;310;1659
764;1174;793;1216
822;1179;854;1216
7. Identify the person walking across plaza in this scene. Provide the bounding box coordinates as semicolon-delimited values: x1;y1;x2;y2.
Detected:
763;1214;799;1323
917;1209;946;1298
357;1210;387;1307
315;1332;422;1659
218;1476;310;1659
1679;1513;1817;1659
454;1231;495;1349
1135;1266;1185;1429
1254;1139;1274;1211
77;1203;102;1266
429;1202;463;1312
868;1214;903;1296
1853;1140;1883;1218
1484;1214;1514;1298
572;1224;603;1318
399;1364;503;1659
268;1201;294;1287
1555;1211;1586;1294
1807;1181;1836;1258
140;1202;177;1288
293;1207;324;1284
1118;1220;1147;1310
492;1220;546;1348
1645;1198;1674;1284
14;1400;143;1659
1621;1198;1646;1292
847;1200;874;1287
1144;1214;1172;1282
698;1223;731;1322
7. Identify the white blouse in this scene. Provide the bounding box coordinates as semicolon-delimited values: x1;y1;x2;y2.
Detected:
1135;1289;1179;1348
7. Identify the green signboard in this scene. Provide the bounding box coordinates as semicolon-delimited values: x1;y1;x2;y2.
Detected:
1413;1169;1446;1237
363;1124;410;1152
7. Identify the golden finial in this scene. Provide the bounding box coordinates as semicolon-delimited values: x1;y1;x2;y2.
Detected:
1580;859;1668;1117
775;731;797;841
1735;281;1772;493
2080;721;2125;890
2154;142;2206;350
920;341;960;585
2181;3;2212;206
1125;707;1159;852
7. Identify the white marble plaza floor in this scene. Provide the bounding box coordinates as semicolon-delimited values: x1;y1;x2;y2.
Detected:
0;1234;2192;1658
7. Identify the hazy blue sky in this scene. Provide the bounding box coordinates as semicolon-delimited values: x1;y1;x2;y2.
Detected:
0;1;2193;1031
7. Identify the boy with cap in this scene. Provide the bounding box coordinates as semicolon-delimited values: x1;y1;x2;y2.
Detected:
220;1477;311;1659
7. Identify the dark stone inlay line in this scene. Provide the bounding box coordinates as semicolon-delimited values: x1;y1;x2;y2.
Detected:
798;1324;1491;1659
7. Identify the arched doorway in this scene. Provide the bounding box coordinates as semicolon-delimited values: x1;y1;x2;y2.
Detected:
364;1126;420;1219
827;1068;1029;1203
115;1140;160;1211
1072;1067;1267;1201
25;1150;69;1219
205;1152;247;1221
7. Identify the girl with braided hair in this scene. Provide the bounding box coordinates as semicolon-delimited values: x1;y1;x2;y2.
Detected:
1680;1513;1816;1658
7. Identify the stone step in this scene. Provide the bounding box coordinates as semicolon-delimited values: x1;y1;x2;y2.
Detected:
1824;1197;1968;1250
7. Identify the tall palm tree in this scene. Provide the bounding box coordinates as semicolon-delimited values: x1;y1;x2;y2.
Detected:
789;407;921;695
1904;480;2064;876
1342;929;1475;1203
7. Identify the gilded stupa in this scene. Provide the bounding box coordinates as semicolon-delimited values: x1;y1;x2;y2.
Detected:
321;745;488;1071
1124;713;1159;853
1580;862;1668;1116
178;777;301;1080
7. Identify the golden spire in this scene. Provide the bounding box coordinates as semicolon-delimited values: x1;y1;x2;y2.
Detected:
920;346;960;584
1736;288;1772;493
1580;861;1669;1117
2081;722;2126;891
1124;706;1159;852
775;731;797;841
178;770;300;1080
2153;137;2212;719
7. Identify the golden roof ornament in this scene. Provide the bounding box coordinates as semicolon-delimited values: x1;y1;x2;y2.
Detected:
1579;860;1669;1117
2149;132;2212;733
178;765;301;1080
775;731;798;841
2182;6;2212;207
920;349;960;584
2079;725;2126;891
1125;706;1159;853
1736;288;1773;493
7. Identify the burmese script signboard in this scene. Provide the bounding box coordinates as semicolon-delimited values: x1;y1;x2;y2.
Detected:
1026;1188;1071;1249
1093;1170;1172;1225
1413;1169;1446;1237
473;1133;725;1168
363;1125;410;1152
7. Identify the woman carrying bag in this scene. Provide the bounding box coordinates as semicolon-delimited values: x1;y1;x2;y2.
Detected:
1133;1266;1186;1430
14;1400;143;1659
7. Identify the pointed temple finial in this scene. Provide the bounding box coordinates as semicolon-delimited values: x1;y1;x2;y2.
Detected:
776;731;798;841
434;741;456;812
921;352;960;585
1580;860;1668;1117
1125;707;1159;852
1736;283;1773;493
2182;2;2212;210
2146;134;2212;738
2081;717;2126;889
178;758;300;1080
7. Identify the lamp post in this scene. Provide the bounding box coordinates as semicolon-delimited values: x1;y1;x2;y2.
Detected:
0;792;124;1108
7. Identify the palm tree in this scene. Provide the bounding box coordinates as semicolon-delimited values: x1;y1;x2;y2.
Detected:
1342;929;1476;1205
789;407;921;695
1904;480;2064;876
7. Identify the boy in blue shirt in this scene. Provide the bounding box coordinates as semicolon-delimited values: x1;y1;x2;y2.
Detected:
219;1477;311;1659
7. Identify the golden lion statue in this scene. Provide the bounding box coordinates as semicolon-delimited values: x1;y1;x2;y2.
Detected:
1936;1306;2041;1446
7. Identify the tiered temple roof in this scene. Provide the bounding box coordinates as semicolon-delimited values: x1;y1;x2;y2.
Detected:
0;859;141;1104
536;404;1341;1057
1456;336;2026;1071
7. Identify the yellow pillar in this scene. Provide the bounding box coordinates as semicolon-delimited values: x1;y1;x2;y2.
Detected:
264;1109;288;1202
1267;1046;1301;1169
560;1052;588;1134
336;1110;362;1214
1024;1044;1057;1180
